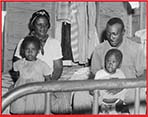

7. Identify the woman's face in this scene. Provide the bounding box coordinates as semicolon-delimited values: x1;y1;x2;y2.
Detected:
105;55;119;74
24;42;38;61
34;16;49;39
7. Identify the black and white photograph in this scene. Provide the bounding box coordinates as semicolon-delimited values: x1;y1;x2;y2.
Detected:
2;1;146;115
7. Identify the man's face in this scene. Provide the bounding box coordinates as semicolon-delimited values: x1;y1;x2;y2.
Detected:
106;23;124;47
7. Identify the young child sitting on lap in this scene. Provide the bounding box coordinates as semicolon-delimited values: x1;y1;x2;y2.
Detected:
95;49;129;114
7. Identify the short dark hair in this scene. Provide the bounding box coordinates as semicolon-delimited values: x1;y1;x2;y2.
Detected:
20;35;41;58
107;17;124;31
28;9;50;32
105;49;123;68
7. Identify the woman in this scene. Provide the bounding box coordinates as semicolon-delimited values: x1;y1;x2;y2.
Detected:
13;9;63;80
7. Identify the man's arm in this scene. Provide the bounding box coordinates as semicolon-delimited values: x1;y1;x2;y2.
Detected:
90;49;102;79
52;58;63;80
13;39;24;63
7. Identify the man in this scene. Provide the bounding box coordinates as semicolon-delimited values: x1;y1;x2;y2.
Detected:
90;17;146;113
73;17;146;114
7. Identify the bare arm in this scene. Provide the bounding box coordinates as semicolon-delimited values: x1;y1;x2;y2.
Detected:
11;55;20;82
90;49;102;80
9;70;19;83
106;78;124;95
12;39;24;63
12;56;20;63
52;58;63;80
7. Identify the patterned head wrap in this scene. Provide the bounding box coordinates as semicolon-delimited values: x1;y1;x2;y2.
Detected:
28;9;50;32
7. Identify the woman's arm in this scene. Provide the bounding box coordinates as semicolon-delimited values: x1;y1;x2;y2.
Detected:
12;38;24;63
9;70;19;83
12;56;20;63
52;58;63;80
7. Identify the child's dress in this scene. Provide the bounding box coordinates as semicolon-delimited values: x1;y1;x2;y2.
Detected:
95;69;127;103
10;58;51;114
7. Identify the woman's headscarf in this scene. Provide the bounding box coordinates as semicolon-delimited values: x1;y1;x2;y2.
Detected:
28;9;51;32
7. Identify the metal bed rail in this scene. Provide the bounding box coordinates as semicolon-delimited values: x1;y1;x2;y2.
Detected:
2;78;146;114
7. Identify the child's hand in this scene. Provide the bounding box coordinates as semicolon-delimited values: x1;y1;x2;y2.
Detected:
106;88;123;95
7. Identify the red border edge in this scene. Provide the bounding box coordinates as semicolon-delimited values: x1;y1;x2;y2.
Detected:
0;0;147;117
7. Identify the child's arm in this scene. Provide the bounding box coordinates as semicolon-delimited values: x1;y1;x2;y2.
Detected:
42;61;52;81
44;75;52;82
106;88;123;95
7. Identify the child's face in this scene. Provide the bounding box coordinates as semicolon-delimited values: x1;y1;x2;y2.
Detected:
105;55;119;74
24;42;38;61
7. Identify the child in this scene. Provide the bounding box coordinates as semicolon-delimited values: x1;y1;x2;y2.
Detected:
10;35;52;114
94;49;129;114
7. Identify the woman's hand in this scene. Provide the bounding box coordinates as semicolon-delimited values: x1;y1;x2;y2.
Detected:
52;59;63;80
